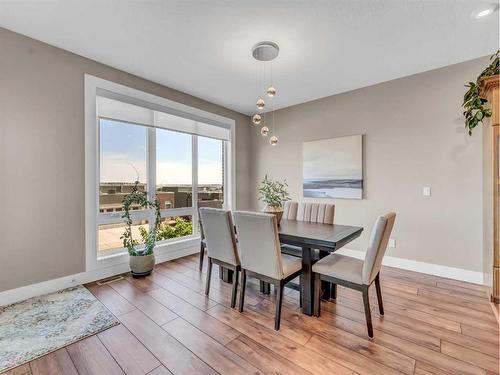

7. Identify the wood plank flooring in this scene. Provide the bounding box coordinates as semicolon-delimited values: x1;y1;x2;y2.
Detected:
5;252;499;375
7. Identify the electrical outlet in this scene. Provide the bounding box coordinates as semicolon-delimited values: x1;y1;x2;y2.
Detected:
388;238;396;248
423;186;431;197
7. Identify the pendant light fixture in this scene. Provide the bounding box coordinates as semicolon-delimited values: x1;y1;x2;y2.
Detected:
251;41;279;145
266;86;276;97
256;98;265;110
252;113;262;125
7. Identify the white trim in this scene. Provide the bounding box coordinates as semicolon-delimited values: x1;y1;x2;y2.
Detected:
227;127;237;210
484;272;493;287
0;244;199;307
92;77;235;129
337;248;486;285
192;135;199;235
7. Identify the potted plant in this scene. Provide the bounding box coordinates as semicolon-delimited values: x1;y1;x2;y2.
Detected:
258;174;290;224
121;181;161;277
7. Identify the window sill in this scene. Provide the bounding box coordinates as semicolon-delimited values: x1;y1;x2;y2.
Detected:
92;235;201;270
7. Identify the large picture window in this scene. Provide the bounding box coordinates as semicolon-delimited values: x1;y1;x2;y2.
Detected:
86;76;234;266
198;136;224;209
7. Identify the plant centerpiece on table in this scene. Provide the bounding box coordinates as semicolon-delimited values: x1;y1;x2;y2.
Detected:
121;181;161;277
462;50;499;135
258;174;290;224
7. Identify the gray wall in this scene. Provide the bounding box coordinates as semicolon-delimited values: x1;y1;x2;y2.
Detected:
0;28;251;292
250;58;487;273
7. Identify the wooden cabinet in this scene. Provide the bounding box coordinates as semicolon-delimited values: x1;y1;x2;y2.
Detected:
480;75;500;303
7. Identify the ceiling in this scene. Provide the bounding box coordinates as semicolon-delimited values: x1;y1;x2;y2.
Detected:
0;0;498;115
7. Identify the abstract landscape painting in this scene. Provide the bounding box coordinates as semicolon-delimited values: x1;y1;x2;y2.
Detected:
303;135;363;199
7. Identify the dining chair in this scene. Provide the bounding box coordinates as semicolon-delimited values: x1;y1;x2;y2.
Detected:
297;202;335;224
281;202;335;258
312;212;396;338
233;211;302;330
198;218;207;271
282;200;299;220
198;201;222;271
199;207;240;308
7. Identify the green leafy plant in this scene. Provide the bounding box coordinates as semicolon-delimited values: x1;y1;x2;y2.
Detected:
138;217;192;242
258;174;290;207
120;181;161;256
155;217;193;241
463;50;499;135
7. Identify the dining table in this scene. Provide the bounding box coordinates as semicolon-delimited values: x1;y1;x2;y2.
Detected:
219;219;364;316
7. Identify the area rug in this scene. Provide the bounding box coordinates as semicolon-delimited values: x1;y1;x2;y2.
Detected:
0;285;119;373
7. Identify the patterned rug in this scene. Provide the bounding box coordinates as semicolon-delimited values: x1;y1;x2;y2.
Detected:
0;285;119;373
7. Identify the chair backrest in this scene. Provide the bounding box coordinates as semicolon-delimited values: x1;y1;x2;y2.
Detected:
362;212;396;285
199;208;239;266
282;201;298;220
296;202;335;224
233;211;284;280
197;201;222;239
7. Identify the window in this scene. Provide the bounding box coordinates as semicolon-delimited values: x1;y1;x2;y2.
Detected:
99;119;147;213
198;136;224;209
156;129;192;209
86;75;234;267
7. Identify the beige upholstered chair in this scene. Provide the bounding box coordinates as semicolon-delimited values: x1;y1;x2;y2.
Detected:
297;202;335;224
282;202;335;257
280;201;336;302
233;211;302;330
312;212;396;338
199;208;240;308
198;201;223;271
198;219;207;271
282;201;298;220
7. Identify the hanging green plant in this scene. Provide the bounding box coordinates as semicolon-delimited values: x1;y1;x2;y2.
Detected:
462;50;499;135
120;181;161;256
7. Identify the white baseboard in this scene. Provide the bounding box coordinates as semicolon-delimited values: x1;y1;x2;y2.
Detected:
0;246;198;307
336;248;485;285
484;272;493;288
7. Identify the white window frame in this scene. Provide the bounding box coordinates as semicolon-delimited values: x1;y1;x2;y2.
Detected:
85;74;235;272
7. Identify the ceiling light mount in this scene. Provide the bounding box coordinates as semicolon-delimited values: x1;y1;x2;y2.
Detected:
252;41;279;62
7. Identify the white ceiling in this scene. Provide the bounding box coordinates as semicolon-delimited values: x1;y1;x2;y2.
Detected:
0;0;498;115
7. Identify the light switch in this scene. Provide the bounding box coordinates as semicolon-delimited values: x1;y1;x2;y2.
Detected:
423;186;431;197
388;238;396;248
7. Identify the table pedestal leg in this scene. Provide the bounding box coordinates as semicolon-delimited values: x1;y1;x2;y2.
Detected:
260;281;271;294
319;250;331;300
219;265;233;283
301;246;315;316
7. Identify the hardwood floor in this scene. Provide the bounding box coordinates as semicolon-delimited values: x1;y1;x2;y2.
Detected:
5;253;499;375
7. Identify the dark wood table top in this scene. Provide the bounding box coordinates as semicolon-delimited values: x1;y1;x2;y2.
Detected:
278;219;363;251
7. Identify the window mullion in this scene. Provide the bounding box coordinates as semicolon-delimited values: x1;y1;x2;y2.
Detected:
148;115;156;230
192;135;199;236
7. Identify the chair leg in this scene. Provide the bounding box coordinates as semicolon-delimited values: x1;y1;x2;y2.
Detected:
313;273;321;317
275;280;284;330
239;269;247;312
375;273;384;315
362;285;373;338
231;268;239;309
199;242;205;271
205;257;212;296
